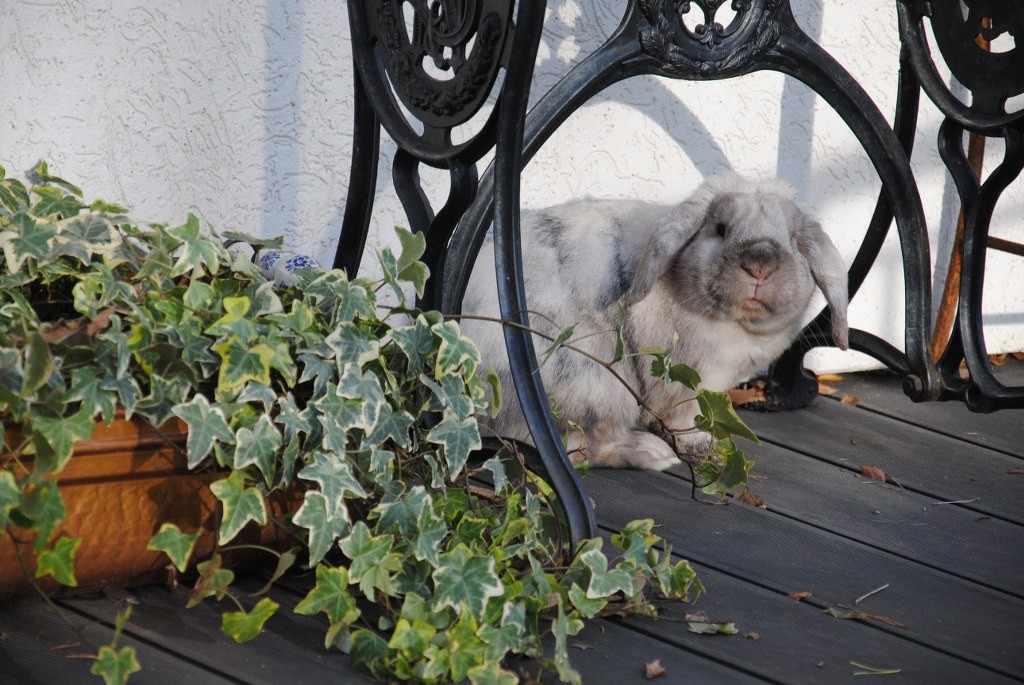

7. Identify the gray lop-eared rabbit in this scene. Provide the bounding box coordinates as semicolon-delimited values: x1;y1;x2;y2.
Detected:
461;174;848;471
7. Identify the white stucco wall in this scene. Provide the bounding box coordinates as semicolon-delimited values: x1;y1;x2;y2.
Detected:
3;0;1022;373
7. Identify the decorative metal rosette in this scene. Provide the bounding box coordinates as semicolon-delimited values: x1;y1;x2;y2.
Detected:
637;0;784;79
349;0;514;162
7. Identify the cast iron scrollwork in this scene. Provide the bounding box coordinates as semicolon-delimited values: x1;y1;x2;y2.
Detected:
928;0;1023;118
897;0;1024;410
350;0;513;162
638;0;784;78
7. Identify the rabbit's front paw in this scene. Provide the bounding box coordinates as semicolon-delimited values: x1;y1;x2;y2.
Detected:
619;432;682;471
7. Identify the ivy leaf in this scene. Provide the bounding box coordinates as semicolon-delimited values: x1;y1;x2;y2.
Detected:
90;645;141;685
447;611;486;683
413;501;448;568
21;331;54;397
64;368;118;424
189;555;235;607
467;659;520;685
339;522;403;600
388;617;437;658
427;412;481;478
367;403;414;448
137;374;192;425
221;597;279;643
53;213;119;259
325;323;380;368
578;545;633;598
213;337;275;394
432;544;504;619
433;321;480;378
391;316;434;371
205;296;256;341
292;490;351;565
338;364;385;427
147;523;200;573
568;583;607;618
33;161;83;196
541;324;575;366
479;602;527;662
29;409;96;474
35;536;81;586
21;480;65;551
167;213;222;277
172;395;236;468
0;471;24;529
699;438;755;497
551;599;584;685
395;226;429;297
1;212;57;271
373;484;428;536
275;392;314;443
209;471;267;545
350;630;391;674
294;564;361;628
0;172;30;213
232;413;282;483
668;363;701;390
695;390;759;443
298;450;368;510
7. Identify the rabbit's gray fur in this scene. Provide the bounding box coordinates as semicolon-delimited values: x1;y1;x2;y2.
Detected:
460;174;848;470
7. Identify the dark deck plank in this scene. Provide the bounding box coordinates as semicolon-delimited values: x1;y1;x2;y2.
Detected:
689;438;1024;595
0;596;234;685
584;468;1024;681
56;583;379;685
741;399;1024;522
4;370;1024;685
823;360;1024;457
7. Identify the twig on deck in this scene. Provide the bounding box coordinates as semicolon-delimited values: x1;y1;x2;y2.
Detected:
931;497;980;505
854;583;889;605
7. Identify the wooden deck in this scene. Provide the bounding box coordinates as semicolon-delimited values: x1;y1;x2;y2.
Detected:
3;366;1023;684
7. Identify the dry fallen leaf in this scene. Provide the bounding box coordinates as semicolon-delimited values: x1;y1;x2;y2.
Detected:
818;382;839;396
818;373;844;382
860;464;887;482
684;611;739;635
840;394;860;406
788;591;813;602
644;659;667;679
728;386;765;406
735;486;766;508
825;606;907;629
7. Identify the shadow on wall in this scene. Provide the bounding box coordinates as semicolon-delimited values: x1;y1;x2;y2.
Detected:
536;0;824;185
264;0;305;242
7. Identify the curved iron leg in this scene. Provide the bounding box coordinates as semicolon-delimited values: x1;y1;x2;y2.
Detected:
957;127;1024;410
763;22;938;403
492;0;597;552
333;72;381;276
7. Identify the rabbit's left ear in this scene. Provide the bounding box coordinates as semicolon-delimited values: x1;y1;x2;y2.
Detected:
623;198;707;305
796;218;849;350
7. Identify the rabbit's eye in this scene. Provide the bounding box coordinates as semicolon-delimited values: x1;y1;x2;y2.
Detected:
714;222;727;238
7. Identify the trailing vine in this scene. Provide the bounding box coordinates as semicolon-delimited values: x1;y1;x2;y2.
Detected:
0;164;756;684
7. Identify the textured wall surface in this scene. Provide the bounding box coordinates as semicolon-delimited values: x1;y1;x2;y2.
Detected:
3;0;1022;372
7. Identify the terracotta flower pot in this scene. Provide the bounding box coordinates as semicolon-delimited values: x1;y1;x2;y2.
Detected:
1;415;294;602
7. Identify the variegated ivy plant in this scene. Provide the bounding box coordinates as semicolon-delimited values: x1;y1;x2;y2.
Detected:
0;164;717;684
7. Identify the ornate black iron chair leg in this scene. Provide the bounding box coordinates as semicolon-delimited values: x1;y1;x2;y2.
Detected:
492;0;597;550
761;10;938;405
333;72;380;276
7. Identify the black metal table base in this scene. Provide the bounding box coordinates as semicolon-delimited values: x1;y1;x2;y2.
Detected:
335;0;1024;550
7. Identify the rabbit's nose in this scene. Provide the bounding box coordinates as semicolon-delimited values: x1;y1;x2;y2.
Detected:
739;242;779;280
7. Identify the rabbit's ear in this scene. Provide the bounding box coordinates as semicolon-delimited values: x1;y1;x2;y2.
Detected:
623;199;707;305
796;218;849;350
